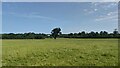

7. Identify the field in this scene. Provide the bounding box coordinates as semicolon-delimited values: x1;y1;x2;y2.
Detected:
2;38;118;66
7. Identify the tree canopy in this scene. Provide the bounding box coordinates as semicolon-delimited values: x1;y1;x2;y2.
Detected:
1;29;120;39
51;28;61;39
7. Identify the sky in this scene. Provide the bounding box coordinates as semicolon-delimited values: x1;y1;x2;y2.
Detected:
2;2;118;34
2;0;120;2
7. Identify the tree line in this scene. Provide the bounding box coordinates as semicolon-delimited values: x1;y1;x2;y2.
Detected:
59;31;119;38
0;29;120;39
1;33;48;39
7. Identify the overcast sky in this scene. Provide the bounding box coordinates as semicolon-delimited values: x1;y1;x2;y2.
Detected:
2;2;118;34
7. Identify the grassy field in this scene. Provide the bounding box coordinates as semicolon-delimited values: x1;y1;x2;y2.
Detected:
2;38;118;66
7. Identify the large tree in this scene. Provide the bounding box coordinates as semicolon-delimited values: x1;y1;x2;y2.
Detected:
51;28;61;39
113;29;119;37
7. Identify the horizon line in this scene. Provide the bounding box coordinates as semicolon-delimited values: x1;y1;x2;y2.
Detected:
1;31;115;34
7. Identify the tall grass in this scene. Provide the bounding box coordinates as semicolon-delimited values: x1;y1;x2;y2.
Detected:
2;38;118;66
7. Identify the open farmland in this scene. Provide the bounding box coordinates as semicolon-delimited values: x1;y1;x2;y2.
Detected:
2;38;118;66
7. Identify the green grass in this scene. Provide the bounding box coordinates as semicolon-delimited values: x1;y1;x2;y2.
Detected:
2;38;118;66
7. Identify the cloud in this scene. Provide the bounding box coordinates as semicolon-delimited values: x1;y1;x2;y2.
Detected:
24;14;57;21
8;12;57;21
92;2;117;11
83;8;98;15
95;15;118;21
94;9;98;11
83;2;118;22
84;2;118;14
95;11;118;21
107;11;118;16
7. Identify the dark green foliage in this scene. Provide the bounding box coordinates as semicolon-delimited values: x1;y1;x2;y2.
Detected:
51;28;61;39
59;30;120;38
2;32;46;39
1;29;120;39
113;29;119;37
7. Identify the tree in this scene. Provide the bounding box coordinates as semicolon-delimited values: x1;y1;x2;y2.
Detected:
103;31;108;37
51;28;61;39
113;29;119;37
81;31;86;37
95;32;99;37
113;29;118;35
100;31;104;37
89;31;95;37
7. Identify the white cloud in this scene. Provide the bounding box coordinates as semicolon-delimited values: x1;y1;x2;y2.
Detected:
84;2;118;15
95;11;118;21
83;9;95;15
91;2;118;10
107;11;118;16
94;9;98;11
26;14;57;20
84;2;118;22
7;12;57;21
95;15;118;21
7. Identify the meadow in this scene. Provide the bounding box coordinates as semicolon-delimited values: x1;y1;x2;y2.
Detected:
2;38;118;66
